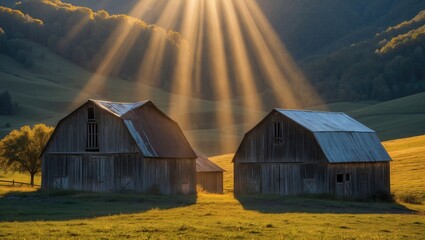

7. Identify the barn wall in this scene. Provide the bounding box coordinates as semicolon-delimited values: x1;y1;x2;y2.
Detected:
42;153;144;192
144;158;196;194
234;162;328;195
197;172;223;194
44;102;139;154
327;162;390;199
234;162;390;198
42;154;196;194
234;111;327;163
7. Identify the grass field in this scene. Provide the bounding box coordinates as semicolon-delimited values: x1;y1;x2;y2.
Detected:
0;135;424;239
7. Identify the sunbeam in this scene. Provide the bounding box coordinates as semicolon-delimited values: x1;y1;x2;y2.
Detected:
221;0;263;130
69;0;158;109
67;0;323;154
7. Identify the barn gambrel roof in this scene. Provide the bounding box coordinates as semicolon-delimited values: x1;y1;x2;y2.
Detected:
42;99;196;159
276;109;391;163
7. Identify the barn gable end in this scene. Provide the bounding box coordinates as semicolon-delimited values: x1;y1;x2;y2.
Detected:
41;99;197;194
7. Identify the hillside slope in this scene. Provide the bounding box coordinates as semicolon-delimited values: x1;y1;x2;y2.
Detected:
0;40;265;155
383;135;425;203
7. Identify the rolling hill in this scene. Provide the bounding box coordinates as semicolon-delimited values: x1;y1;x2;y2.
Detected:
0;39;265;155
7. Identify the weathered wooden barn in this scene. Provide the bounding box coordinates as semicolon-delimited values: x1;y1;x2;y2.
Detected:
196;152;225;194
233;109;391;199
41;99;197;194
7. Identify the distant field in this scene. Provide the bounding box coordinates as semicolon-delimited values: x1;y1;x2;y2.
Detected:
0;135;424;239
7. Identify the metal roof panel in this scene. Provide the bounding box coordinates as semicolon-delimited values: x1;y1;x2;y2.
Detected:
276;109;374;132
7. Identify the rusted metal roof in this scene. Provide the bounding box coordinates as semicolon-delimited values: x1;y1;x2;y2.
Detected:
91;99;148;117
275;109;390;163
196;152;225;172
276;109;374;132
91;99;196;159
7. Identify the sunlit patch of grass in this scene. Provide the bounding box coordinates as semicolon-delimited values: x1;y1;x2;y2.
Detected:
383;135;425;204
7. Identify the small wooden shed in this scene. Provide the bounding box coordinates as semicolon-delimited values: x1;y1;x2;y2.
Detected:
233;109;391;199
41;99;197;194
196;152;225;194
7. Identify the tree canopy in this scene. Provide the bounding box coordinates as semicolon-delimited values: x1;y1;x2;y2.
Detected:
0;124;53;186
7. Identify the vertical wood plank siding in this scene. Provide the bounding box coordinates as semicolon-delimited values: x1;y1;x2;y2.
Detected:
42;154;196;194
44;102;140;153
234;111;391;198
196;172;223;194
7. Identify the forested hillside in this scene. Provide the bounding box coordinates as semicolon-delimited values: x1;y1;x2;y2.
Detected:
1;0;425;104
303;10;425;102
61;0;425;60
0;1;182;91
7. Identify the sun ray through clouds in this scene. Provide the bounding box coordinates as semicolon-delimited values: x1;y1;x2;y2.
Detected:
204;0;239;152
244;0;323;107
134;0;185;99
233;0;300;108
69;0;157;109
167;0;201;129
221;0;264;130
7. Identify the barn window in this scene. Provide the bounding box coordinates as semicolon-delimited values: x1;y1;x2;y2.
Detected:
86;122;99;151
273;122;283;144
87;107;95;121
86;107;99;151
336;174;344;183
345;173;351;182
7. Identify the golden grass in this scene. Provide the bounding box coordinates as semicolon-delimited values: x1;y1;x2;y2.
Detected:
383;135;425;204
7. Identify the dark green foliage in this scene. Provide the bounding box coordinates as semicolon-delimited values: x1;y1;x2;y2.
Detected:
0;91;16;115
0;1;183;91
2;38;35;68
302;10;425;102
0;27;6;52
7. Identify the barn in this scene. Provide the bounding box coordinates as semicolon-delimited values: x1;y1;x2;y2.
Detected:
233;109;391;199
41;99;197;194
196;152;225;194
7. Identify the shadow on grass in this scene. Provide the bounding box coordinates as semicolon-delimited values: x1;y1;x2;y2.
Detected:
235;194;416;214
0;189;197;222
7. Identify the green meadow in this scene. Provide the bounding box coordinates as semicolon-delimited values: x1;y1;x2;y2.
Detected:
0;135;424;239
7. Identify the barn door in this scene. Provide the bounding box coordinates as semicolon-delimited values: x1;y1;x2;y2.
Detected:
89;156;114;192
336;173;352;198
359;173;368;197
303;179;317;194
69;156;82;190
247;165;261;193
344;174;352;197
279;165;287;195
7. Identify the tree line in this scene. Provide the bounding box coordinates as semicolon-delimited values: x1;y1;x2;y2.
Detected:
302;10;425;102
0;1;182;89
0;90;18;116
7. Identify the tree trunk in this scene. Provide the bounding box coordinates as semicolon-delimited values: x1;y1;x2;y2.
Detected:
30;173;35;187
